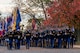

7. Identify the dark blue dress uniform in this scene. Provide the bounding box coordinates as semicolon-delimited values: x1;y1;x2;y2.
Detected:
33;32;39;47
68;30;72;48
38;32;41;47
50;30;55;48
36;32;39;47
57;31;62;48
14;30;21;49
44;30;50;48
24;30;31;49
40;31;45;47
61;30;66;48
20;31;24;45
65;29;71;48
0;36;1;45
6;31;13;49
70;31;75;48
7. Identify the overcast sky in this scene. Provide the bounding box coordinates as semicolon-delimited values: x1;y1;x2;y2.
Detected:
0;0;16;17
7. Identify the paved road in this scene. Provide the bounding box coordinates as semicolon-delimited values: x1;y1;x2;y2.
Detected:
0;46;80;53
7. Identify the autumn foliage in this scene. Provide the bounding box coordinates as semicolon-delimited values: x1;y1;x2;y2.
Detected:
43;0;80;29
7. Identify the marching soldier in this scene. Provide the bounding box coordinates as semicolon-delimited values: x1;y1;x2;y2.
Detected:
20;31;24;45
57;30;63;48
70;31;76;48
61;30;66;48
36;31;39;47
24;30;31;49
0;36;1;45
37;31;41;47
31;30;35;47
68;29;72;48
44;30;50;48
33;31;39;47
40;30;45;47
14;30;21;49
6;31;13;49
50;30;56;48
65;29;71;48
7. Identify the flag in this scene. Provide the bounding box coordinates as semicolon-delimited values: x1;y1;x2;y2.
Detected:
0;19;8;36
7;16;12;27
1;19;5;36
0;21;2;31
12;7;21;31
12;8;17;31
16;8;21;30
34;24;38;30
4;18;8;31
32;18;36;30
0;21;3;37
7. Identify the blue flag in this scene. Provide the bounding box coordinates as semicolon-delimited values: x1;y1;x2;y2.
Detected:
0;21;2;31
4;18;8;31
16;8;21;30
7;16;12;27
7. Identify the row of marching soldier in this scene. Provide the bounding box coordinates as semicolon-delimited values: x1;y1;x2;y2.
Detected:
3;28;77;50
4;30;22;49
30;28;77;48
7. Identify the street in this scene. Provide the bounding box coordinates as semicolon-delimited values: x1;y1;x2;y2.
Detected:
0;46;80;53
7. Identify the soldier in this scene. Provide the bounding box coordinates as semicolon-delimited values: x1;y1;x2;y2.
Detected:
6;31;13;49
50;30;56;48
14;30;21;49
61;30;66;48
33;30;39;47
31;30;35;47
13;30;17;49
65;29;71;48
0;36;1;45
20;31;24;45
24;30;31;49
37;31;41;47
40;30;45;47
36;31;39;47
57;30;62;48
44;30;50;48
70;31;76;48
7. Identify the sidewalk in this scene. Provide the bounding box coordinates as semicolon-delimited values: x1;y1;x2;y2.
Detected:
0;46;80;53
73;45;80;48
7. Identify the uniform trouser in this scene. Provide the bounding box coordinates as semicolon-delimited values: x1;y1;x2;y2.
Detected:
35;39;38;47
58;38;62;48
33;37;38;47
0;39;1;45
2;39;5;46
45;38;49;48
21;39;24;45
71;38;74;48
15;39;20;49
26;38;30;49
9;38;13;49
50;38;55;48
40;38;43;47
67;37;71;48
